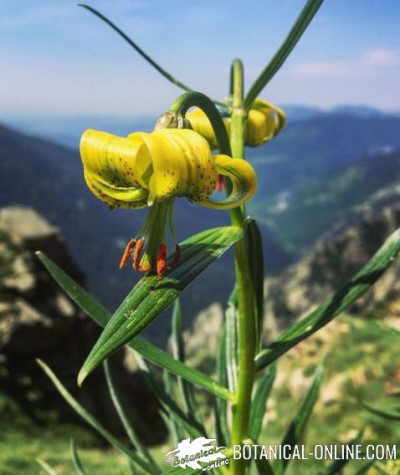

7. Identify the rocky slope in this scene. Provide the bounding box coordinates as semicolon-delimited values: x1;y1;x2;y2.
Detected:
264;204;400;336
0;206;164;444
185;203;400;357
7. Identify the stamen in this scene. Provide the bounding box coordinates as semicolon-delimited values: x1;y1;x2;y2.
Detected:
171;244;181;268
132;238;145;270
119;239;136;269
156;243;168;277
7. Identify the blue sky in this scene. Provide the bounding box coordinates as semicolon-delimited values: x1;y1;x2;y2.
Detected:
1;0;400;117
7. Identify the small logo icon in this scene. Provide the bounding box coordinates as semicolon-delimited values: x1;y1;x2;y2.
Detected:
166;437;229;471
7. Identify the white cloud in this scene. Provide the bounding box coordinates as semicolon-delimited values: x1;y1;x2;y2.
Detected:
291;61;350;78
362;48;399;67
291;48;399;79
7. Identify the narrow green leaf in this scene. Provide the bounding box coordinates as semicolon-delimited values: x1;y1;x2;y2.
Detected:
133;350;205;439
78;4;192;92
36;459;58;475
70;439;86;475
245;0;324;109
323;430;363;474
36;359;157;474
256;228;400;370
247;219;264;349
78;5;227;109
163;369;184;445
274;365;323;474
225;288;238;392
78;225;243;386
371;464;390;475
250;364;276;441
170;300;196;416
214;325;229;446
36;250;234;402
255;458;275;475
354;461;376;475
361;402;400;421
163;466;201;475
103;360;157;469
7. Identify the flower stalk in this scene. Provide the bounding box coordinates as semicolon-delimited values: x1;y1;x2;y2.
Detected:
229;59;257;475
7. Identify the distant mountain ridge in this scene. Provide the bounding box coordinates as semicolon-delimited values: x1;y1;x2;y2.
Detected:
0;122;291;342
6;104;398;148
247;111;400;251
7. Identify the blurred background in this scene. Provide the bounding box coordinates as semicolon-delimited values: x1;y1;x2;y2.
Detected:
1;1;400;473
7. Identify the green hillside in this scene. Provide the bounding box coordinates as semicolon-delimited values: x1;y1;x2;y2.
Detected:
251;150;400;252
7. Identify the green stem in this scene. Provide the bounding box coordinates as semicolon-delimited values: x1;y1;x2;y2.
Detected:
168;86;257;473
244;0;324;110
229;59;257;475
169;91;232;154
79;4;228;109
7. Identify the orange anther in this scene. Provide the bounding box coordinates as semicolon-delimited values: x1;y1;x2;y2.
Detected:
119;239;136;269
156;243;168;277
133;238;145;270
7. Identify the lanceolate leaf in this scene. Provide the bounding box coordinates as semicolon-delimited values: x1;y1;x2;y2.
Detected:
354;461;376;474
274;365;323;474
324;430;364;475
214;325;229;446
163;369;184;445
36;246;234;402
256;228;400;370
255;458;275;475
361;402;400;421
78;225;243;385
70;439;87;475
37;359;157;474
250;364;276;441
244;0;324;109
103;360;157;469
246;219;264;349
78;5;226;109
225;288;239;392
133;350;206;439
36;459;57;475
170;300;196;416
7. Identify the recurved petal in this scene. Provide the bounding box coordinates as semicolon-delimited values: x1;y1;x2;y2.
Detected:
80;129;149;208
199;155;257;210
186;108;231;149
246;99;287;146
143;129;218;204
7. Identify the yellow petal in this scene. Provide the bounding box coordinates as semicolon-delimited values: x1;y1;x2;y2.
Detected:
80;129;149;208
132;129;218;204
199;155;257;210
246;98;286;146
186;108;231;149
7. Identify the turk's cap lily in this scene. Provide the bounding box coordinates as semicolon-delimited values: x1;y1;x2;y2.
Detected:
80;127;257;210
80;127;257;276
186;99;286;149
246;99;286;146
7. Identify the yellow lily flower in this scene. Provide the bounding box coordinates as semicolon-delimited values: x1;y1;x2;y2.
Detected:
80;127;257;275
186;98;286;148
185;108;231;149
246;99;286;146
80;128;256;210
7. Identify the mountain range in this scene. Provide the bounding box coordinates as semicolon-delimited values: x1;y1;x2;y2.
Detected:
0;123;289;342
2;104;400;339
247;110;400;251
